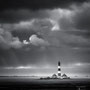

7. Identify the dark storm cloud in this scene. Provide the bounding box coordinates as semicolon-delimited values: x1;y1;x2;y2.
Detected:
0;28;24;49
0;27;49;50
56;2;90;38
0;0;88;23
0;10;49;23
0;0;90;76
72;2;90;31
0;0;87;11
1;15;90;49
58;3;90;32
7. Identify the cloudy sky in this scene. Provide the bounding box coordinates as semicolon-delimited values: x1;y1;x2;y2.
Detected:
0;0;90;77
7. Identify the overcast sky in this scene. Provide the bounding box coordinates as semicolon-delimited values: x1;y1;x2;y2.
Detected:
0;0;90;77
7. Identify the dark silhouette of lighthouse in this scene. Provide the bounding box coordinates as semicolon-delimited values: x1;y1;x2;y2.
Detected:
58;61;61;78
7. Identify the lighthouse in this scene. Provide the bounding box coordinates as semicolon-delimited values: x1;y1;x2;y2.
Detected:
58;61;61;78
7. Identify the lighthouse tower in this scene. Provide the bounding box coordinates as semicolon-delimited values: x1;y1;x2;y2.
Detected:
58;61;61;78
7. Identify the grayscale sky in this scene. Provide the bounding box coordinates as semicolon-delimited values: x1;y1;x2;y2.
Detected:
0;0;90;77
